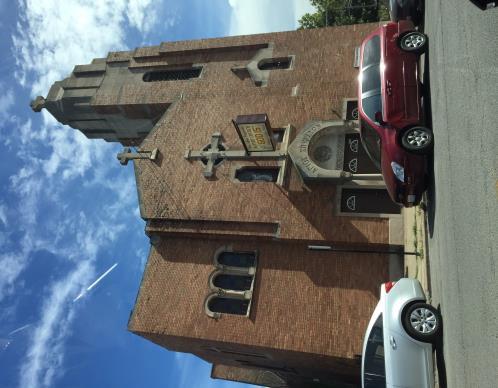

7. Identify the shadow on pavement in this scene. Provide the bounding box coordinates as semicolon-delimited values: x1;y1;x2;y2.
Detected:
434;304;447;388
421;47;437;238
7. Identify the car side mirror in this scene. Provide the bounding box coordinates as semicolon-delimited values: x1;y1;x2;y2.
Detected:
375;111;385;125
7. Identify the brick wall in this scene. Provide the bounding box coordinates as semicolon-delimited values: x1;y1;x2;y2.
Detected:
114;23;390;386
129;236;389;385
105;23;390;244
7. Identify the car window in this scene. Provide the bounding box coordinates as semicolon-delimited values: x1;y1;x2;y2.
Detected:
362;35;381;68
363;314;386;388
362;64;381;94
361;94;383;123
360;116;382;170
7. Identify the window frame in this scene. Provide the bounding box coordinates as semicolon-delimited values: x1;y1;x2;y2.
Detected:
211;272;254;292
205;247;258;319
360;119;382;171
234;166;281;183
363;313;387;388
142;67;203;82
205;295;250;317
257;56;293;71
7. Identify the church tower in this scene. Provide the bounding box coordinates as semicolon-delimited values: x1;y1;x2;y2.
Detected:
34;23;404;387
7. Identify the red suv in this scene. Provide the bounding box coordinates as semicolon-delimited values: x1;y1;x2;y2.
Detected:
358;21;432;207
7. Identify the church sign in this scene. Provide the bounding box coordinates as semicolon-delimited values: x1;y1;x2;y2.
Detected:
233;114;275;152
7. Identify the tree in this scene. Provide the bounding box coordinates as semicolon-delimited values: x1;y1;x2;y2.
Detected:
298;0;389;29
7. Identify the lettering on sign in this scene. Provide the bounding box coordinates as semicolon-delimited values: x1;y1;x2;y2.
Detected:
233;114;275;152
238;123;274;152
301;156;318;174
298;123;322;153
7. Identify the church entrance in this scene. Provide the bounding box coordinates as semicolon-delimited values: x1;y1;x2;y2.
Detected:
342;133;379;174
339;187;401;215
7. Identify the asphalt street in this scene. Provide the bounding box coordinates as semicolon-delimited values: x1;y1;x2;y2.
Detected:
422;1;498;387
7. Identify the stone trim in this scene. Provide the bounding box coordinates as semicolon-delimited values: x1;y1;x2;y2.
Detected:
205;247;258;319
288;120;354;182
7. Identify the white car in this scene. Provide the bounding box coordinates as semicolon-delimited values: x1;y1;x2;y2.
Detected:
361;278;442;388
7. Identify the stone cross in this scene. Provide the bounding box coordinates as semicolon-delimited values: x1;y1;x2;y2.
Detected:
185;132;287;178
117;147;158;166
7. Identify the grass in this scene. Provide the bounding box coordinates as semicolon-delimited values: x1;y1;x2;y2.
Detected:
411;206;425;279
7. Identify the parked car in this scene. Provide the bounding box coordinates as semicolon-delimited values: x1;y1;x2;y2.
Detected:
388;0;424;24
361;278;442;388
358;20;432;207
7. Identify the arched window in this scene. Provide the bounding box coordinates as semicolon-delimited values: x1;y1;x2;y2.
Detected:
205;248;258;318
143;67;202;82
213;274;253;291
257;57;291;71
207;296;249;316
217;251;256;268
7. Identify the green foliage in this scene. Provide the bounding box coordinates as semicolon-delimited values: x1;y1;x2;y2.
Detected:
298;0;390;29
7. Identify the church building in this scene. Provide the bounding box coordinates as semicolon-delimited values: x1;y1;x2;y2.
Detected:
33;22;404;387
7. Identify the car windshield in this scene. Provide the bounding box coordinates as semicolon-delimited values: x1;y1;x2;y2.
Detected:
360;119;382;170
363;313;386;388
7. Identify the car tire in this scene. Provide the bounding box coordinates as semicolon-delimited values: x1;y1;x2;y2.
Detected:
399;31;428;54
403;302;442;343
401;126;433;154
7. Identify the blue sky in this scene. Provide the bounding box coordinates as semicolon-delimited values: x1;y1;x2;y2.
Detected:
0;1;315;387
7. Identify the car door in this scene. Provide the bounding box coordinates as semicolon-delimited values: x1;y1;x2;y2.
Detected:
381;23;405;124
384;323;432;387
387;329;433;387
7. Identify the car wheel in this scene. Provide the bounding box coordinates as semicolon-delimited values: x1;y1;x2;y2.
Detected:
399;31;428;54
401;126;433;154
403;302;442;343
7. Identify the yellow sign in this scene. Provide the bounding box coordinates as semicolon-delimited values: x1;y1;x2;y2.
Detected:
238;123;274;152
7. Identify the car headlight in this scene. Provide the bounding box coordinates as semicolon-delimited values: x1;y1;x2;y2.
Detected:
391;161;405;182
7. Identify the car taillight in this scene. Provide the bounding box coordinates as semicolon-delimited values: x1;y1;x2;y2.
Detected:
384;281;397;293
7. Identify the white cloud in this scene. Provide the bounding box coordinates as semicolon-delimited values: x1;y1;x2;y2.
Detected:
0;87;15;121
0;252;27;301
18;118;33;144
127;0;160;33
13;0;164;97
19;261;94;388
5;1;159;387
228;0;316;36
293;0;317;20
0;203;7;226
12;208;127;388
43;127;97;180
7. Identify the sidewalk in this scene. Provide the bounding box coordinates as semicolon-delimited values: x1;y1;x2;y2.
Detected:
403;205;440;387
403;205;431;300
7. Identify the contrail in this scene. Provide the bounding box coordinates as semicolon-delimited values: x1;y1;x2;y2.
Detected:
8;324;32;336
73;263;118;302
